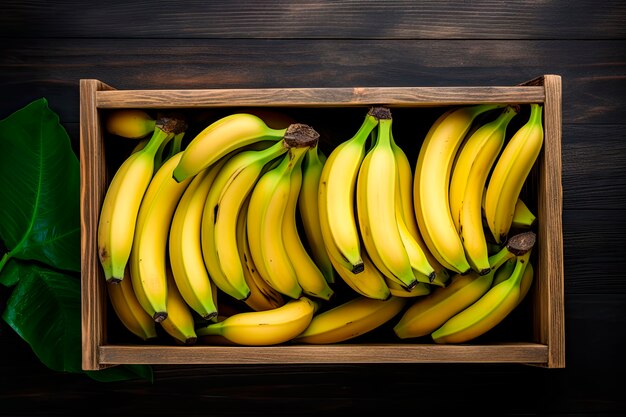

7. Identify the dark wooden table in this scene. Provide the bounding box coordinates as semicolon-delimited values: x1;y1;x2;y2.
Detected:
1;1;625;416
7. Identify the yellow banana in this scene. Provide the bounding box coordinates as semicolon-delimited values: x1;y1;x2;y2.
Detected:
432;249;533;344
129;152;193;322
413;104;503;274
283;145;334;301
318;108;382;273
294;296;407;344
197;297;317;346
386;278;431;298
246;145;308;299
106;266;157;341
393;231;535;339
511;197;537;229
160;266;198;345
298;144;336;284
204;140;290;301
235;193;286;311
105;109;156;139
98;121;173;282
169;158;227;320
449;105;519;275
492;258;534;306
172;113;288;183
484;104;544;243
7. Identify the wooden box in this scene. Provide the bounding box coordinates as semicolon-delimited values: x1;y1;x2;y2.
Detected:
80;75;564;370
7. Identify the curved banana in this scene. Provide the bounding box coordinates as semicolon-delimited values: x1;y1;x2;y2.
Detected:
160;266;198;345
236;193;286;312
298;144;336;284
484;104;544;243
283;147;334;301
173;113;288;183
203;140;290;301
449;105;519;275
107;266;157;341
246;145;308;299
357;114;418;290
431;249;533;344
318;108;382;273
98;121;173;282
294;296;407;344
196;297;317;346
413;104;503;274
492;258;534;305
169;158;227;320
105;109;156;139
393;231;535;339
511;198;537;229
129;152;193;322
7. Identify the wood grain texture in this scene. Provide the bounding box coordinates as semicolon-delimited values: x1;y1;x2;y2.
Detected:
1;0;625;39
1;39;625;124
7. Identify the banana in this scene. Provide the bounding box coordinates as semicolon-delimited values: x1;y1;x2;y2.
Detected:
431;249;533;344
203;139;291;301
318;107;383;273
484;104;544;243
106;266;157;341
386;278;431;298
160;266;198;345
283;144;335;301
105;109;156;139
197;297;317;346
492;258;534;306
294;296;407;344
169;157;228;320
236;193;286;311
98;119;177;282
511;198;537;229
413;104;503;274
298;144;336;284
172;113;289;183
246;143;307;299
393;231;535;339
129;152;193;322
449;105;519;275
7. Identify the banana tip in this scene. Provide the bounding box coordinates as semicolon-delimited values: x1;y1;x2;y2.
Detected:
351;262;365;274
153;312;168;323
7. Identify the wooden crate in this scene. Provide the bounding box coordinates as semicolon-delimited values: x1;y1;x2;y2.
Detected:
80;75;564;370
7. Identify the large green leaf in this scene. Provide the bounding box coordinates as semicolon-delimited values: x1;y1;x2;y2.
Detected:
0;98;80;273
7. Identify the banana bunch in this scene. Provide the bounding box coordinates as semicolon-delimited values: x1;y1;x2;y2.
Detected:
99;101;544;346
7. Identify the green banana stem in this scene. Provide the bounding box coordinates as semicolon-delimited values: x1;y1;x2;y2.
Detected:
0;252;10;274
171;131;186;155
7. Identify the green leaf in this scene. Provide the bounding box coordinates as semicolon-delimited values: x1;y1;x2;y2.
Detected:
0;257;23;287
86;364;154;383
0;98;80;273
2;264;82;373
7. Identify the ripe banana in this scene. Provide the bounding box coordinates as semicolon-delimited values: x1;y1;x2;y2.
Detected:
283;145;334;301
511;198;537;229
129;152;193;322
298;144;336;284
235;193;286;312
484;103;544;243
318;107;383;273
449;105;519;275
197;297;317;346
107;266;157;341
413;104;503;274
393;231;535;339
172;113;289;183
169;158;228;320
386;278;431;298
431;249;534;344
492;257;534;306
294;296;407;344
357;113;418;290
203;139;290;301
98;119;176;282
105;109;156;139
160;266;198;345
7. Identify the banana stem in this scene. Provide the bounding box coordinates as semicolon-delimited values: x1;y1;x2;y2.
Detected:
0;252;10;274
196;323;223;337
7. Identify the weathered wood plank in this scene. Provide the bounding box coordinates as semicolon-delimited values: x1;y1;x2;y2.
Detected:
1;0;625;39
1;39;624;124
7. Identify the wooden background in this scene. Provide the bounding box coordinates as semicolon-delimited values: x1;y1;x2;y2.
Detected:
1;1;625;415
